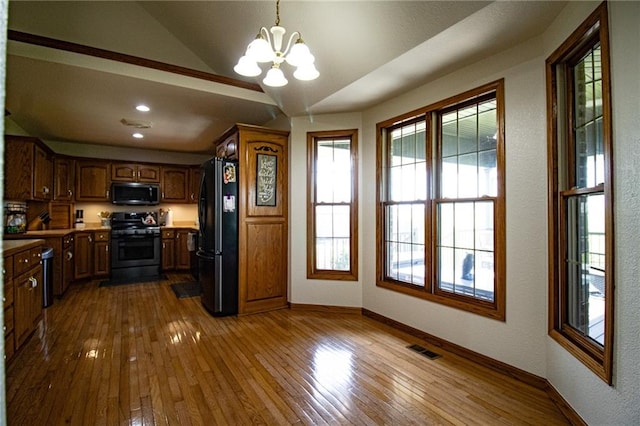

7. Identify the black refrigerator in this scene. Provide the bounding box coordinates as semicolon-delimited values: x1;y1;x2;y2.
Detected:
197;157;239;316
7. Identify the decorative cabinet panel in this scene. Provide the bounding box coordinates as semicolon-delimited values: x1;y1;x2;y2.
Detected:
214;124;289;315
4;135;53;201
161;166;189;203
111;163;161;183
75;160;110;202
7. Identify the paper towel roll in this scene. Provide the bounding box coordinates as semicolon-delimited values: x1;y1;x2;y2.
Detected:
166;209;173;227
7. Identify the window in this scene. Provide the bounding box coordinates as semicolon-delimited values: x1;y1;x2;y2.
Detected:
307;130;358;280
546;3;613;384
377;81;505;320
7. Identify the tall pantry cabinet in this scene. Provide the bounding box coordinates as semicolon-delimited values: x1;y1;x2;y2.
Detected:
214;124;289;315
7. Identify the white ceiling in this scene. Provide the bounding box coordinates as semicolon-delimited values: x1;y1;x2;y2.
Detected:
5;1;567;154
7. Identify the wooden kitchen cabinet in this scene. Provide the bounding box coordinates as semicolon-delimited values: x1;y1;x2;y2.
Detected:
74;231;109;279
111;163;160;183
53;156;75;201
6;242;44;353
161;166;189;203
214;124;289;315
162;229;192;271
75;160;110;202
62;234;74;294
3;254;15;362
4;135;54;201
74;232;93;280
48;202;74;230
189;166;201;203
161;229;176;270
175;230;191;270
93;231;110;277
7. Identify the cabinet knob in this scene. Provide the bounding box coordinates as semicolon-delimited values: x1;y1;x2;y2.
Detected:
68;189;73;197
2;297;5;303
3;325;6;332
66;251;73;260
43;186;50;195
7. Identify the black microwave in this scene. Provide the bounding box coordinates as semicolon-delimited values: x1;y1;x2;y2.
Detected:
111;182;160;205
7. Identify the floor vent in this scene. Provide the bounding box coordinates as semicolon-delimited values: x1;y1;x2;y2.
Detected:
407;344;441;360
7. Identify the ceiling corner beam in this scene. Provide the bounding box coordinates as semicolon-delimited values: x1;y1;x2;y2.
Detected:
8;29;264;93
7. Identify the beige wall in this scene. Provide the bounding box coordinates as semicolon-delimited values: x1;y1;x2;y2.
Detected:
288;2;640;423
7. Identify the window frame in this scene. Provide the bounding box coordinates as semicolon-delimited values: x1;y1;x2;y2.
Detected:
546;2;614;384
376;80;505;320
307;129;359;281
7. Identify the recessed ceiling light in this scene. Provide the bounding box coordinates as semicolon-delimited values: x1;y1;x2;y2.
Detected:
133;133;144;139
136;104;150;112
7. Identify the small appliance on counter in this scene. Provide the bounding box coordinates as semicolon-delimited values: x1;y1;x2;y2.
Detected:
74;209;85;229
158;208;174;226
4;201;27;234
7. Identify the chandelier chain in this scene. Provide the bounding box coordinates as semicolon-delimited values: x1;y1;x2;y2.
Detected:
275;0;281;26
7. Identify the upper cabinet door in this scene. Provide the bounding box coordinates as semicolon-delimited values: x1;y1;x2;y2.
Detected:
33;145;53;201
75;160;110;202
53;157;75;201
161;166;189;203
4;136;53;201
111;163;160;183
137;165;161;183
188;166;201;204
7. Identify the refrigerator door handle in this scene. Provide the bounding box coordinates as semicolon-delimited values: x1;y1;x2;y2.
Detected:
214;158;224;253
198;168;206;237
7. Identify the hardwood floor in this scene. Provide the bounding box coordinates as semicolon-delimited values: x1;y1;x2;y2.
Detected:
5;274;569;425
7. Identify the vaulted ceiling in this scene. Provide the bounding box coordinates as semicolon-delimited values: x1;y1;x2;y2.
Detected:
5;1;567;153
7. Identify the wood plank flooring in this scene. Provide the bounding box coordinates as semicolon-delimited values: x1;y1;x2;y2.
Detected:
5;274;569;425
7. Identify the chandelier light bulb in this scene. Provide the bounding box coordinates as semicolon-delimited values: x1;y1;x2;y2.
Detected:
293;63;320;81
263;66;288;87
246;34;274;63
234;55;262;77
286;40;313;67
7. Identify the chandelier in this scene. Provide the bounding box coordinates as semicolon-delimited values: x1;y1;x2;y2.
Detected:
234;0;319;87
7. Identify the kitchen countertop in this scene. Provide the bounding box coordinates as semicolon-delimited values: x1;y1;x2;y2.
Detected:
3;222;198;240
3;238;46;256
